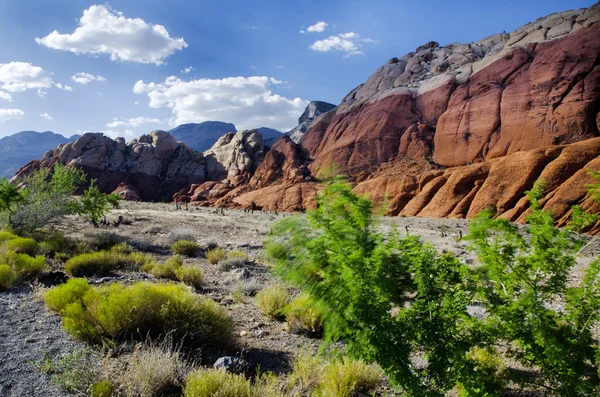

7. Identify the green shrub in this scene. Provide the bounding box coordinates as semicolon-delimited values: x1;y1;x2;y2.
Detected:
266;181;600;396
171;240;199;257
35;231;75;258
231;283;247;304
44;279;234;347
288;353;381;397
148;255;184;280
91;380;114;397
206;248;226;264
175;265;204;288
4;252;45;279
0;230;17;242
64;250;154;277
314;357;381;397
255;284;290;320
0;264;16;289
265;182;489;396
44;278;92;313
285;294;324;335
6;237;37;255
184;369;251;397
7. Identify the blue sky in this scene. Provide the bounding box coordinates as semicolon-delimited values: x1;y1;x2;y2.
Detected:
0;0;594;139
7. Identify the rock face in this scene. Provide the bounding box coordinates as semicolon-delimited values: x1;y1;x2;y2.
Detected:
286;101;337;143
13;131;207;201
169;121;237;152
302;3;600;175
0;131;79;178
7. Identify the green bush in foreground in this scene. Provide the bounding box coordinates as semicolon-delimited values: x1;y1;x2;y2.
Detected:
0;264;17;290
64;246;154;277
44;279;234;346
255;284;291;320
265;181;600;396
171;240;199;257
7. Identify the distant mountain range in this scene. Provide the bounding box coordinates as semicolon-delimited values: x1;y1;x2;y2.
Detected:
0;131;79;178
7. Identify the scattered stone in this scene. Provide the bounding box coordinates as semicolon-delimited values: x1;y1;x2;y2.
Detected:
213;356;246;373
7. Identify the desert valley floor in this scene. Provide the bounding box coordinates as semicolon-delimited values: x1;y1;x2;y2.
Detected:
2;202;600;396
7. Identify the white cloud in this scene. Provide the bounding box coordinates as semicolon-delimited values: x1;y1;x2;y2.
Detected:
39;113;52;120
0;61;73;95
133;75;308;131
71;72;106;84
0;62;54;92
182;66;193;74
249;65;257;69
0;91;12;102
102;128;138;140
0;108;24;122
303;21;328;33
310;32;365;57
35;4;187;65
106;116;162;128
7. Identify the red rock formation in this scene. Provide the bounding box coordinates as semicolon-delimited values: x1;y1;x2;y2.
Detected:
111;182;141;201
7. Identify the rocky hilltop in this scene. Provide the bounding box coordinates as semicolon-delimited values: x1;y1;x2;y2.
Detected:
168;121;237;152
13;3;600;231
0;131;78;178
286;101;337;143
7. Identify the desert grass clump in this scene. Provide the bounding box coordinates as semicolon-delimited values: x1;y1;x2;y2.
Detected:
86;230;124;250
255;284;291;320
285;294;324;335
167;228;197;244
91;380;114;397
3;251;45;279
219;257;246;271
288;353;381;397
184;369;251;397
206;248;226;264
227;250;248;261
44;279;234;347
146;255;184;280
0;264;17;290
313;357;381;397
171;240;199;257
5;237;38;255
175;265;204;288
119;341;189;397
64;248;154;277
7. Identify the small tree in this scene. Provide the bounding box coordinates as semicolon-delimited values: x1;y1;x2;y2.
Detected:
0;164;119;234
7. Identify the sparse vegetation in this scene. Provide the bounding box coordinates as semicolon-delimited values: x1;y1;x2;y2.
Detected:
285;294;324;335
171;240;199;256
167;228;197;244
64;245;154;276
44;279;234;347
118;341;189;397
34;347;100;396
86;230;124;250
175;264;204;288
255;284;291;320
0;264;16;290
206;248;227;264
146;255;184;280
91;380;114;397
184;369;251;397
219;257;246;271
